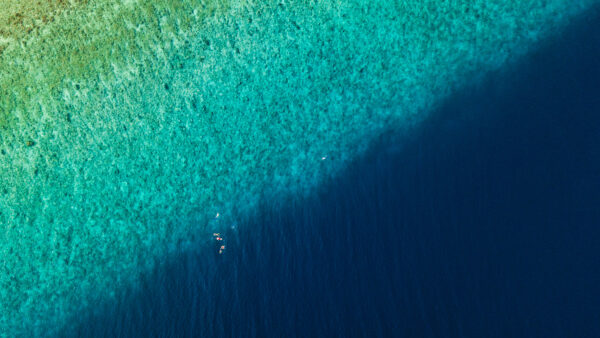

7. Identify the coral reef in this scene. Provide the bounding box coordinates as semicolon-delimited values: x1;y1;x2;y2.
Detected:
0;0;596;336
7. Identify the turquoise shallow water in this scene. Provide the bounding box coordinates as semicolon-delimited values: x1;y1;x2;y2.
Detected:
0;0;598;335
66;8;600;336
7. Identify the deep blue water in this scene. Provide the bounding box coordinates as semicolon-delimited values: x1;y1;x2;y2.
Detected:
68;8;600;338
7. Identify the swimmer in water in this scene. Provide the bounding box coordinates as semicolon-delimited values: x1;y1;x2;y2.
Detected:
213;233;225;255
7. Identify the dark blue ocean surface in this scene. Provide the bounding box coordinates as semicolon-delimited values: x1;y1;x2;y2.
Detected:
68;8;600;338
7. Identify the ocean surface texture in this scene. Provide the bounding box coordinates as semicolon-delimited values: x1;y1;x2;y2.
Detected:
1;0;599;336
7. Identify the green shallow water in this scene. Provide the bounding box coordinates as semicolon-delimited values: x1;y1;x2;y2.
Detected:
0;0;597;335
